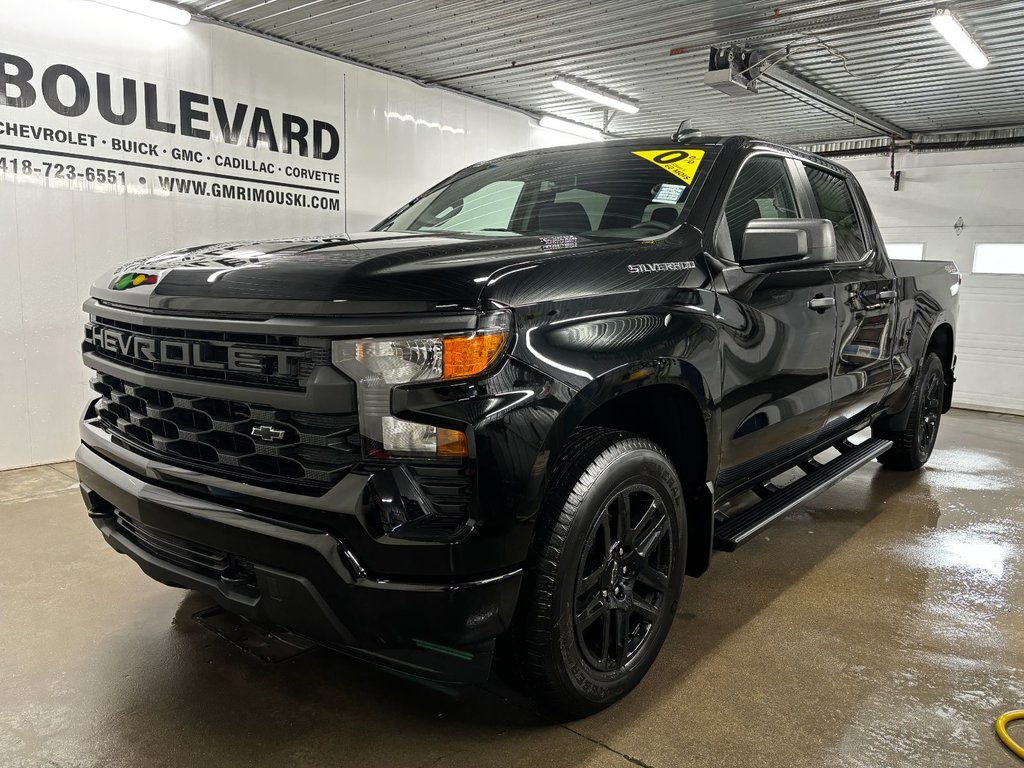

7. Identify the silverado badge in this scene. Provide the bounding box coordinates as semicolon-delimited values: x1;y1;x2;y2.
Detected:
627;261;695;274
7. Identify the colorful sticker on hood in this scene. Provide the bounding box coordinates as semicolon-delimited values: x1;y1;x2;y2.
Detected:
112;273;158;290
632;149;705;185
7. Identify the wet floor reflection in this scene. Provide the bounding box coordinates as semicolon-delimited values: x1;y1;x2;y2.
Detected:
1;410;1022;768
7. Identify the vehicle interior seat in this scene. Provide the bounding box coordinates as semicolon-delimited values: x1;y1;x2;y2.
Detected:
533;201;593;233
649;206;680;227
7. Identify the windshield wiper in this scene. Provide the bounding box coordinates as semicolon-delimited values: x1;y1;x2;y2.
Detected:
479;228;551;236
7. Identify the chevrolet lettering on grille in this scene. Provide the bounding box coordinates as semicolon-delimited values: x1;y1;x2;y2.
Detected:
86;324;304;374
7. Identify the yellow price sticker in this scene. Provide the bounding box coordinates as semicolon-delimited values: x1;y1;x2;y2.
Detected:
632;148;706;185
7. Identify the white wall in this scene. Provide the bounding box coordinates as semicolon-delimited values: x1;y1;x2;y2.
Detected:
842;147;1024;415
0;0;581;470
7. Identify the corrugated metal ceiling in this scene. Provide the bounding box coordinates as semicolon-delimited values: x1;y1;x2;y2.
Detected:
177;0;1024;146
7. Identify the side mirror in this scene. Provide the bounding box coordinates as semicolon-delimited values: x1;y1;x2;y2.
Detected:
740;218;836;271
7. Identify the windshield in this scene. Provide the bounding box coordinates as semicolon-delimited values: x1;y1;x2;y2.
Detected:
377;145;719;240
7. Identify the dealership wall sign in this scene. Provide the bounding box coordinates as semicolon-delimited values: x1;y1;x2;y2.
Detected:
1;0;555;470
0;50;343;211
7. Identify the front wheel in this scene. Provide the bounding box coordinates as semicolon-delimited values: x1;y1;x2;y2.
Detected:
512;428;685;719
877;351;945;470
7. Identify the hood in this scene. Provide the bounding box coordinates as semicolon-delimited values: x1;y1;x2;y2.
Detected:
91;231;581;315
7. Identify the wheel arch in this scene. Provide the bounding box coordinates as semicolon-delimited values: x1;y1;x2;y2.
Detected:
874;316;956;438
534;361;718;578
926;322;955;412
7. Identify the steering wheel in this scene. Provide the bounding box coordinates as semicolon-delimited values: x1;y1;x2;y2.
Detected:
630;220;673;233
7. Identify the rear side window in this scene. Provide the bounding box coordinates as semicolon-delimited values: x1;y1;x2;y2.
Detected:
723;155;799;260
804;166;868;262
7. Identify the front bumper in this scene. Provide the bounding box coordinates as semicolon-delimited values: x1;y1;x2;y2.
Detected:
76;443;521;683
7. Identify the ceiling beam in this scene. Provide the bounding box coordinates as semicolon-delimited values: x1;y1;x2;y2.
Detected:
763;68;911;140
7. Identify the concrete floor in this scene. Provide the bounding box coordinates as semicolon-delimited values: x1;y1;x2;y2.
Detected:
2;408;1023;768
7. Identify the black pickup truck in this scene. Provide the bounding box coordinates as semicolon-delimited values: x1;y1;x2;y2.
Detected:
77;135;959;717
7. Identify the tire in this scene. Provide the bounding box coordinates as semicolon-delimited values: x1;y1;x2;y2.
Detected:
877;352;945;470
512;427;686;719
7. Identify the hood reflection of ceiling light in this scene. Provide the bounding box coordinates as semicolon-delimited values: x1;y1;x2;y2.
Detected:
86;0;191;26
930;9;988;69
538;115;605;141
551;78;640;114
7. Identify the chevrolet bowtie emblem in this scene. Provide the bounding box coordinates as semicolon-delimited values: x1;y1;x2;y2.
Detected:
251;424;286;442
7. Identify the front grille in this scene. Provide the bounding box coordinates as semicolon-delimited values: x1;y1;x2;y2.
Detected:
115;511;230;579
92;372;361;492
84;314;329;391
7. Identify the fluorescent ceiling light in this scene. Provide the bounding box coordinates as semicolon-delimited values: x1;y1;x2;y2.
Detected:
86;0;191;25
930;9;988;69
538;115;605;141
551;78;639;114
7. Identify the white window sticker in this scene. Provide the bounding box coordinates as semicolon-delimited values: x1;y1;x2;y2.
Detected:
652;184;686;204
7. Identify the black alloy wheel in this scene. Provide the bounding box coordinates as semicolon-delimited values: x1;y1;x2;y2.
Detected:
918;365;943;456
573;486;672;673
877;351;946;470
511;427;686;719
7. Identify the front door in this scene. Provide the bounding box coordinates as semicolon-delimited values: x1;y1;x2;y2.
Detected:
710;153;837;488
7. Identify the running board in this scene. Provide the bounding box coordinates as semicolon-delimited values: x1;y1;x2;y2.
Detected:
713;437;892;551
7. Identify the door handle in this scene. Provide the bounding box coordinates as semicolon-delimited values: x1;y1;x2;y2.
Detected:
879;289;898;301
807;295;835;312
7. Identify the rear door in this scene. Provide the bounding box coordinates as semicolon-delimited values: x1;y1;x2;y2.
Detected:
710;152;838;484
798;162;897;428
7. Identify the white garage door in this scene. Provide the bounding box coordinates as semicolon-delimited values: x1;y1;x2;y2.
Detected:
848;148;1024;416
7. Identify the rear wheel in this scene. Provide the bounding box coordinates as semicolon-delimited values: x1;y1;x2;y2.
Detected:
512;428;685;719
877;352;945;470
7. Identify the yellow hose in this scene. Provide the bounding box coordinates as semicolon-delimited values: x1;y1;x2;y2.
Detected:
997;710;1024;760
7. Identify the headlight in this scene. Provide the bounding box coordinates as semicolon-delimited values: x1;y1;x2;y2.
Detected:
332;311;511;457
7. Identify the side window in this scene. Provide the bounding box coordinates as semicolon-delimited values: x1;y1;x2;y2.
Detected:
804;166;868;262
723;155;799;260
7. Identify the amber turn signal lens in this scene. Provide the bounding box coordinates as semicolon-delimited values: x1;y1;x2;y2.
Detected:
437;428;468;457
442;332;507;380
